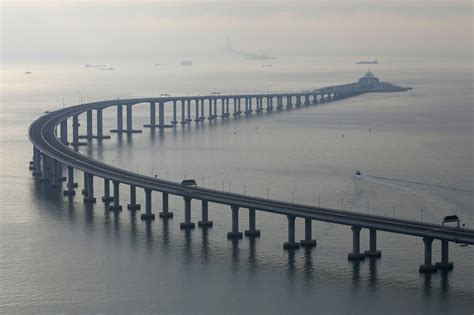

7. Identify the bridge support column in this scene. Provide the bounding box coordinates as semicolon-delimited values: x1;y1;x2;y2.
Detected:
348;226;365;260
141;188;155;220
86;110;93;139
127;185;141;210
227;205;243;239
110;104;123;133
39;154;50;182
144;102;156;127
159;192;173;218
180;196;195;229
208;99;213;120
32;147;42;177
71;115;86;146
60;120;68;145
284;215;300;249
300;218;316;247
200;99;205;121
436;240;453;270
63;166;76;196
81;172;88;195
49;160;61;188
194;100;200;122
364;228;381;257
420;237;437;272
109;180;122;211
172;101;178;125
198;200;213;227
220;99;225;118
225;98;230;118
187;100;192;122
101;178;113;202
94;109;110;139
83;173;96;203
124;104;142;133
213;99;217;119
245;208;260;237
180;100;187;125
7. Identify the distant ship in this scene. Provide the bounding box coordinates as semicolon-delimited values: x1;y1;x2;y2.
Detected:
85;64;106;68
24;71;32;74
100;67;114;71
181;60;192;66
356;60;378;64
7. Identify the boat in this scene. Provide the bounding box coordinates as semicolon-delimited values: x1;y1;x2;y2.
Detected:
181;60;192;66
356;60;378;64
85;64;106;68
99;67;114;71
354;170;361;175
24;71;32;74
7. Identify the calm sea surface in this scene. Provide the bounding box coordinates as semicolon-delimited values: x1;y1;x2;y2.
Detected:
1;56;473;314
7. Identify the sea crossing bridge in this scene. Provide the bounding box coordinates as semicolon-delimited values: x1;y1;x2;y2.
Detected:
28;73;473;274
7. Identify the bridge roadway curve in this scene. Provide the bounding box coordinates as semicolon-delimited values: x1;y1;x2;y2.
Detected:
29;97;474;246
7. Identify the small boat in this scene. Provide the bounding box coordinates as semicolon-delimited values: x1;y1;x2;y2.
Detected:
24;71;32;75
355;170;361;175
356;59;378;64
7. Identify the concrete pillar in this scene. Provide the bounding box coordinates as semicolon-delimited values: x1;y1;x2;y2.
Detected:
220;99;225;118
200;99;205;121
187;100;192;122
49;160;60;188
283;215;300;249
419;237;437;272
159;191;173;218
144;102;156;127
127;185;141;210
86;110;93;138
32;147;42;177
84;173;96;203
63;166;76;196
195;100;200;122
225;98;230;117
96;109;103;138
227;205;243;239
436;240;453;270
180;196;195;229
348;226;365;260
141;188;155;220
213;98;217;118
244;208;260;237
60;120;68;144
72;115;79;144
300;218;317;247
39;154;50;181
172;100;177;125
101;178;113;202
208;99;213;120
126;104;132;131
237;98;241;115
232;98;237;116
82;171;88;195
109;180;122;211
111;104;123;132
180;100;186;124
364;228;381;257
198;200;213;227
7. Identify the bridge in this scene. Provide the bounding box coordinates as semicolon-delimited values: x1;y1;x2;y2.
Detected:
28;73;473;274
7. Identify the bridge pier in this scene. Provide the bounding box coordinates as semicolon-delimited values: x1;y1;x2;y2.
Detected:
110;104;123;133
159;192;173;218
284;215;300;249
364;228;381;257
32;147;42;176
172;101;178;125
49;160;61;188
125;104;142;133
187;100;192;122
141;188;155;220
94;109;110;139
277;97;283;111
200;99;205;121
180;100;187;125
60;120;68;145
180;196;195;229
244;208;260;237
225;99;230;118
300;218;317;247
109;180;122;211
198;200;213;227
227;205;243;239
419;237;437;272
83;173;96;203
63;166;76;196
436;240;453;270
81;171;88;195
101;178;113;202
348;226;365;260
127;185;141;210
71;115;86;146
86;110;93;139
312;95;318;104
220;99;225;119
213;99;218;119
194;100;200;122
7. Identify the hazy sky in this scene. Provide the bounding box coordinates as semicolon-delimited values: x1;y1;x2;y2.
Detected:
1;0;472;63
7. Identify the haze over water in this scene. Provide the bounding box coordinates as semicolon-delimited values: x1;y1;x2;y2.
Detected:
1;54;473;313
